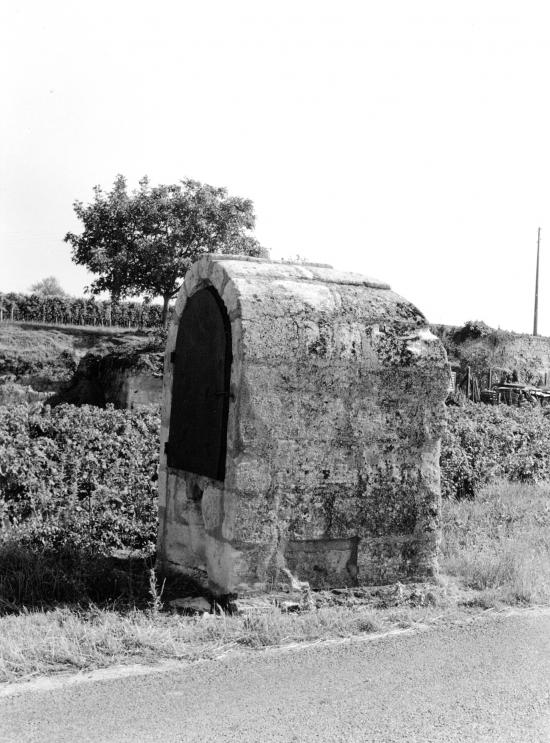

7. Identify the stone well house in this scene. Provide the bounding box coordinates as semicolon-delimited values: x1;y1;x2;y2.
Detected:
157;255;449;594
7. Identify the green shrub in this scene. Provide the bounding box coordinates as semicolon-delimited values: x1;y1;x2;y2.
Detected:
0;403;159;554
442;401;550;498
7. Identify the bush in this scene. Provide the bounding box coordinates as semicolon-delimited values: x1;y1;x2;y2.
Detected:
0;403;159;554
441;401;550;499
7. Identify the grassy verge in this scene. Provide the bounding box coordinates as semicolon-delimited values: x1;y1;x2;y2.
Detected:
1;479;548;684
0;603;457;685
440;480;550;606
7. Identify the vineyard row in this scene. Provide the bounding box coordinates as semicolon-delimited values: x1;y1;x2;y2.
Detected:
0;293;168;328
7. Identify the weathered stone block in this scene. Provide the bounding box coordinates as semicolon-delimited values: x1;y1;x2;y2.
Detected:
157;256;449;594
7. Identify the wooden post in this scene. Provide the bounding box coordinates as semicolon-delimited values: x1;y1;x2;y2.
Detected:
467;366;471;400
534;227;541;336
489;368;493;389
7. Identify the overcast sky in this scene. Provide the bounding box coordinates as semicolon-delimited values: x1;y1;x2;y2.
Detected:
2;1;550;333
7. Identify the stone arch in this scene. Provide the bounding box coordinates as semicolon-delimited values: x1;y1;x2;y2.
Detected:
157;257;245;590
160;256;244;474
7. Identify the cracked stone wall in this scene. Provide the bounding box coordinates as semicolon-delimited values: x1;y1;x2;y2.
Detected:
158;256;449;594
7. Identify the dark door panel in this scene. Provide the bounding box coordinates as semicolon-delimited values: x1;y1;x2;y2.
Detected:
168;287;232;480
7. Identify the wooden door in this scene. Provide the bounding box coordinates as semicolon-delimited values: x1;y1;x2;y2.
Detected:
167;287;232;480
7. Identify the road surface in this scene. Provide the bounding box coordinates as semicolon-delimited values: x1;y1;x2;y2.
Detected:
2;609;550;742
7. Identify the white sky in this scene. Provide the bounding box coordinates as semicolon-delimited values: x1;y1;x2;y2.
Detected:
1;1;550;333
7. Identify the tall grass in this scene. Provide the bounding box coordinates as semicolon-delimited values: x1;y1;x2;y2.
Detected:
0;542;154;610
441;480;550;604
0;606;387;683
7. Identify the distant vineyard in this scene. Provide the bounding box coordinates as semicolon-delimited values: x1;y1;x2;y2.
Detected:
0;293;167;328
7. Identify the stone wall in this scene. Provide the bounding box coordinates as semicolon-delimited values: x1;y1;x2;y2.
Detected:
158;257;449;594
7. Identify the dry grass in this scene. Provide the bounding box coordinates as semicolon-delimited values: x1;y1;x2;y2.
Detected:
441;480;550;605
0;605;389;683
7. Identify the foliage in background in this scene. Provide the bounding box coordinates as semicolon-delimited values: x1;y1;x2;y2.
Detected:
442;400;550;499
65;175;268;327
29;276;68;297
0;404;159;554
0;292;165;327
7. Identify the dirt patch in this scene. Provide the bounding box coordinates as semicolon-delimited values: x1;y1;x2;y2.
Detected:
0;323;159;397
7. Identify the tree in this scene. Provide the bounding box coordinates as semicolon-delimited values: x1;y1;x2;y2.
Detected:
30;276;68;296
65;175;268;327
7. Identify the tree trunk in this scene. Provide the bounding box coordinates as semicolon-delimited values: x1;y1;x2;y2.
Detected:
162;294;171;330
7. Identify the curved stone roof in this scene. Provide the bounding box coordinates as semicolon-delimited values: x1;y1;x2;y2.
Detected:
171;254;426;332
206;254;391;289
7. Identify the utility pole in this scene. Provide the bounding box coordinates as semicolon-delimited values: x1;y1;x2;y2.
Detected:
534;227;541;336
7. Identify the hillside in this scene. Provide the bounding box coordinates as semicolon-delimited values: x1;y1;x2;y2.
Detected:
432;321;550;385
0;322;160;405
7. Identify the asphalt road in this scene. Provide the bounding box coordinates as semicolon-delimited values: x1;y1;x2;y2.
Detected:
2;609;550;743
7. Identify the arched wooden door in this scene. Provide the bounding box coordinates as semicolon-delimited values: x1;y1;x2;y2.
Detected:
167;286;232;480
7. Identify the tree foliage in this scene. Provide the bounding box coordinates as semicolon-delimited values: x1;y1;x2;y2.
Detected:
65;176;268;326
29;276;67;296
